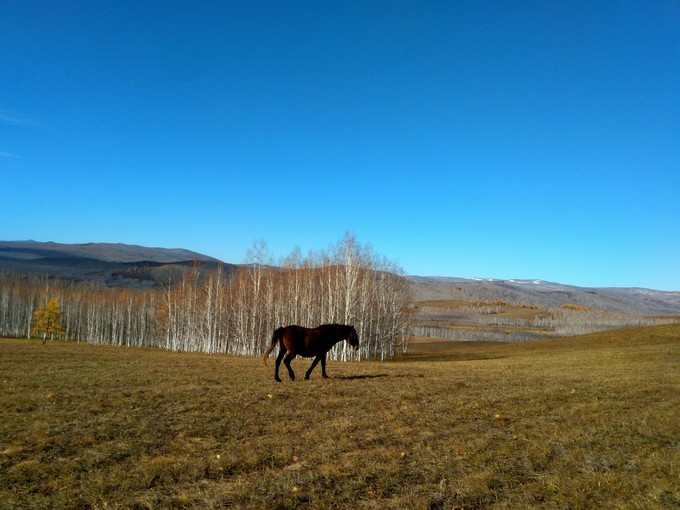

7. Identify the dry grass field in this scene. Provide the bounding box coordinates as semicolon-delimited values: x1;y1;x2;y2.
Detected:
1;324;678;509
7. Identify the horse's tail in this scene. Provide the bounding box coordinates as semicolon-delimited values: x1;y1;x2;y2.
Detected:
263;327;285;365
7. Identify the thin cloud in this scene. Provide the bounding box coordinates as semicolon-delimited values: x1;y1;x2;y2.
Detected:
0;111;40;127
0;151;23;159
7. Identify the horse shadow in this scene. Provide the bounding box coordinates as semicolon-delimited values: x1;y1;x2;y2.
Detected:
333;373;389;380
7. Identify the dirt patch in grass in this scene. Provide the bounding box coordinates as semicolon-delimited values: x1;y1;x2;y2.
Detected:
1;324;679;508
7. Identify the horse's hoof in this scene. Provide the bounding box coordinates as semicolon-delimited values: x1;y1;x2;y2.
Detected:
275;377;282;383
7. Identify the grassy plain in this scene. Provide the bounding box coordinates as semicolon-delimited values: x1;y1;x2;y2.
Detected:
1;324;679;509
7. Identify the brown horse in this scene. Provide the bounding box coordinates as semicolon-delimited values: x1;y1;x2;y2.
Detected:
263;324;360;382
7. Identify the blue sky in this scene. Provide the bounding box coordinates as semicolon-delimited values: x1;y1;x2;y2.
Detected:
1;1;679;290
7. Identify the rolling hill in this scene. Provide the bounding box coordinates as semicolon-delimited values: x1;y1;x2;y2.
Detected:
0;240;228;288
1;240;679;315
408;276;680;316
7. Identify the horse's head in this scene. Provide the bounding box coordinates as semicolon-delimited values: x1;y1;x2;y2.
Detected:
347;326;360;351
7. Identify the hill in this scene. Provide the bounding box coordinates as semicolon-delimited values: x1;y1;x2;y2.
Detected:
409;276;680;316
1;240;678;316
0;240;221;264
0;240;229;288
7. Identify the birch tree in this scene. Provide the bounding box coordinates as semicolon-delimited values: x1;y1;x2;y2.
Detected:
0;234;412;360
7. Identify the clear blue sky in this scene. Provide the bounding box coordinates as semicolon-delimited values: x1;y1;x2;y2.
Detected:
1;1;679;290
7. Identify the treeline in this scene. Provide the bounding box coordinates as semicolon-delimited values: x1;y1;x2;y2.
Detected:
0;234;411;360
412;304;676;343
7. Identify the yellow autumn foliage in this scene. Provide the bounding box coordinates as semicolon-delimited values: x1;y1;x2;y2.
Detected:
31;298;66;343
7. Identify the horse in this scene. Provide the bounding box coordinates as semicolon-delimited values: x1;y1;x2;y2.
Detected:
263;324;360;382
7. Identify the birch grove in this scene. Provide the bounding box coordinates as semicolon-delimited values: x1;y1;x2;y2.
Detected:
0;235;412;360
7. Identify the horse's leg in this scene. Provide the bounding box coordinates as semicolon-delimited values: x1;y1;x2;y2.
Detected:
283;353;296;381
305;355;322;380
320;353;329;379
274;349;286;383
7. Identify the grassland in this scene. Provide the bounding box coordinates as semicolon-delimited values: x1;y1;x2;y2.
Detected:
1;324;679;509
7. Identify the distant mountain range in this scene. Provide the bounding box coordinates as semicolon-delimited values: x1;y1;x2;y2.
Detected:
0;240;228;289
1;241;679;315
408;276;680;316
0;240;220;263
